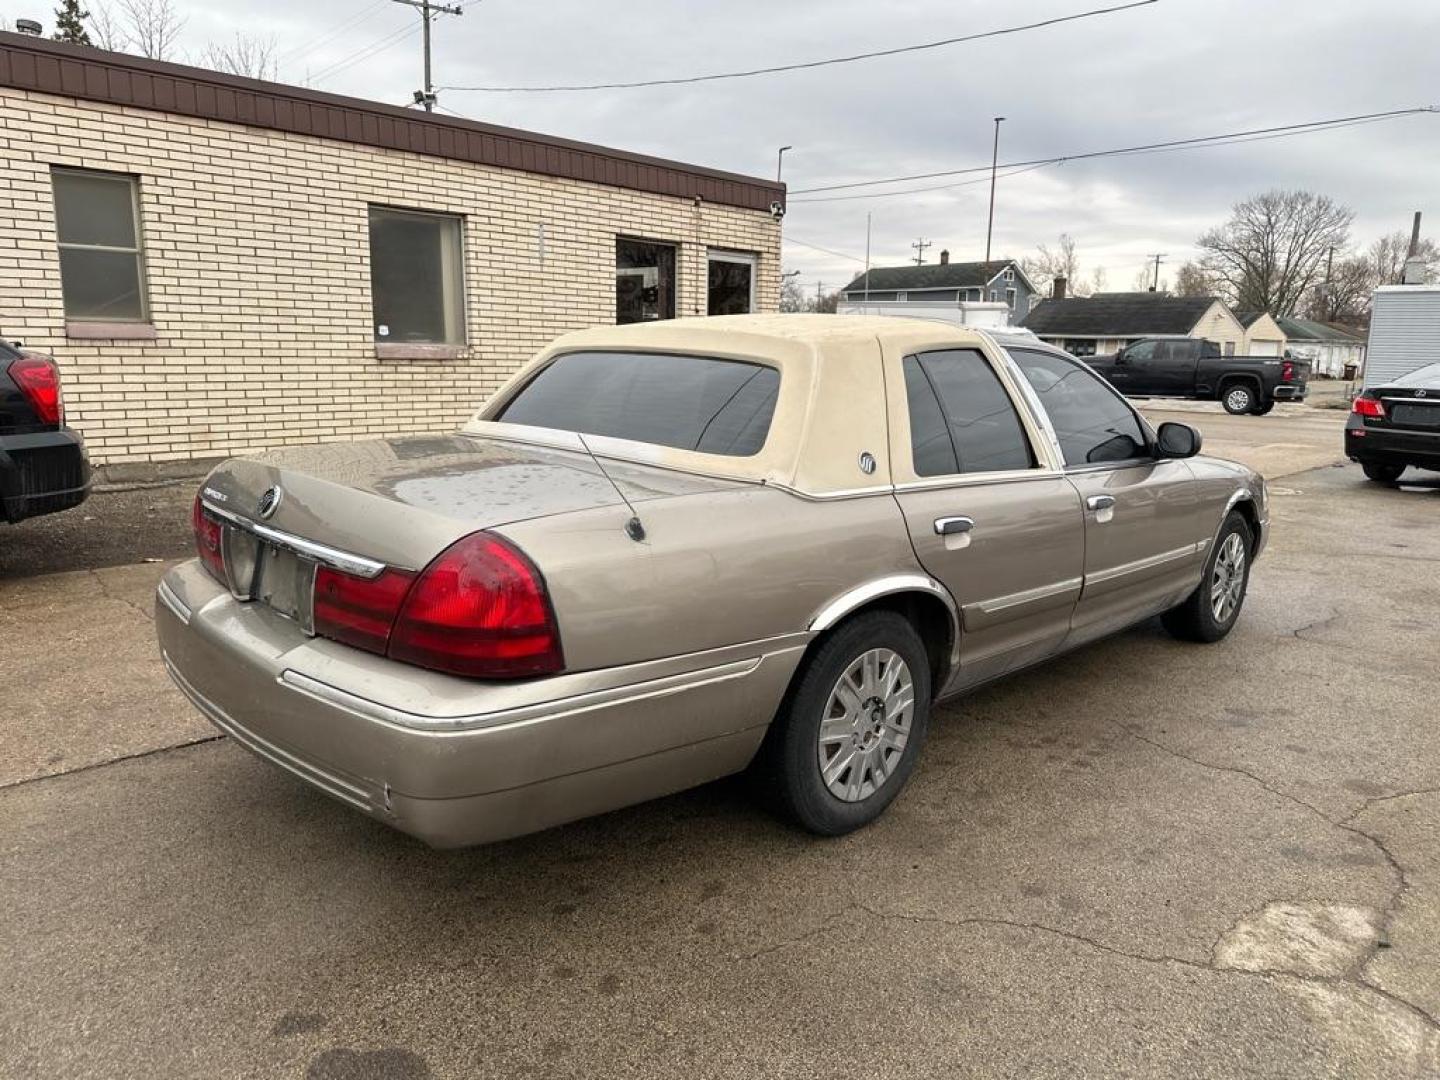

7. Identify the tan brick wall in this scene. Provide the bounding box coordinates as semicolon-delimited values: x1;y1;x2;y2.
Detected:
0;88;781;465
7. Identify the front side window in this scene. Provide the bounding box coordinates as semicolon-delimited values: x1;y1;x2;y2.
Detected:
617;238;676;324
52;168;147;321
499;350;779;457
1126;340;1158;362
368;207;464;344
708;251;756;315
902;350;1035;476
1011;348;1149;467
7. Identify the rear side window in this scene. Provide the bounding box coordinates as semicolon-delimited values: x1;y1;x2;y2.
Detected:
498;350;779;456
902;350;1035;476
1010;348;1149;466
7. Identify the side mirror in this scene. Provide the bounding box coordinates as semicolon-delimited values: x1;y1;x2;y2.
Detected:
1156;421;1202;459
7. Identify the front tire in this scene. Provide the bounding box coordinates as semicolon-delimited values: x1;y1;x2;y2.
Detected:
761;611;931;836
1362;461;1405;484
1162;512;1253;643
1222;383;1257;415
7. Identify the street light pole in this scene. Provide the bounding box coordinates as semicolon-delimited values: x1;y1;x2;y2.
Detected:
776;145;793;182
984;117;1005;285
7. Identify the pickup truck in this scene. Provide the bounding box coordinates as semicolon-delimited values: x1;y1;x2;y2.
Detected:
1;339;90;523
1086;337;1311;415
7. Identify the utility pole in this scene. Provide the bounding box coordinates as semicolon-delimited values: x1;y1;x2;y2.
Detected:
1147;253;1167;292
393;0;464;112
911;238;931;266
863;213;872;302
1323;245;1335;318
984;116;1005;284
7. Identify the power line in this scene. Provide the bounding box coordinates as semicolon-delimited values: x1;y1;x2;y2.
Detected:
308;21;422;84
439;0;1159;92
789;106;1438;197
792;162;1052;205
783;236;867;264
281;0;391;65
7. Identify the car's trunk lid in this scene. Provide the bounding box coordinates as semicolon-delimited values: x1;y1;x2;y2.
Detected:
200;433;731;573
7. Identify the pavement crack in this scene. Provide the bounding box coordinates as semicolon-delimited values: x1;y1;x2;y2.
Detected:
1290;611;1341;641
90;569;155;624
0;735;225;793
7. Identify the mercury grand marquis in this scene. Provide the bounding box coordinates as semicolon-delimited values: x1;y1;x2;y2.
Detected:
156;315;1268;847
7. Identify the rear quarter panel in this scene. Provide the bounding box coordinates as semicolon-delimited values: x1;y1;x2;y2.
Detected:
495;486;921;672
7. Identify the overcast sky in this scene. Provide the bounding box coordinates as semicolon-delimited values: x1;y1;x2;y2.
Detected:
111;0;1440;292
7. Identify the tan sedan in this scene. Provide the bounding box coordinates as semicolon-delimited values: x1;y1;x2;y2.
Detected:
156;315;1267;846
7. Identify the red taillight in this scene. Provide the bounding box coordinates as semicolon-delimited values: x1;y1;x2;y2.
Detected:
313;566;416;654
1281;360;1295;382
388;532;564;679
8;355;62;425
192;495;227;582
1352;395;1385;418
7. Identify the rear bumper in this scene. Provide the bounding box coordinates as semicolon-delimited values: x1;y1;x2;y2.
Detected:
1344;420;1440;469
155;560;804;847
0;427;91;523
1272;384;1307;402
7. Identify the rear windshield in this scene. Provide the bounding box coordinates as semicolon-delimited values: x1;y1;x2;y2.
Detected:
498;350;779;457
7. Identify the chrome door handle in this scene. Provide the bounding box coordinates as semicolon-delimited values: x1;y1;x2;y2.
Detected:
1087;495;1116;511
934;516;974;536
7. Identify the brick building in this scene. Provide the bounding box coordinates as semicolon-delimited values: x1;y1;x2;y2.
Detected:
0;33;784;466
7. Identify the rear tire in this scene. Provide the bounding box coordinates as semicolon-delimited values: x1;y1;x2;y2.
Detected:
1162;512;1253;643
1252;400;1275;416
1222;383;1257;415
1362;461;1405;484
760;611;931;836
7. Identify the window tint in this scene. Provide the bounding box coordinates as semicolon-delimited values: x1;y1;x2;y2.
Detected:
369;207;464;344
1011;349;1149;466
1126;340;1158;361
52;169;147;321
616;239;676;324
708;252;756;315
499;351;779;456
903;349;1035;476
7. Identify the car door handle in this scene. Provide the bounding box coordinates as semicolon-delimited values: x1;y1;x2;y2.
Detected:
934;516;974;536
1087;495;1116;511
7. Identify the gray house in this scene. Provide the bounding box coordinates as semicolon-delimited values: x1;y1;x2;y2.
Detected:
839;252;1037;324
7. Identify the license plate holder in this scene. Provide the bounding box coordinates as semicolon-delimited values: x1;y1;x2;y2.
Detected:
224;526;316;633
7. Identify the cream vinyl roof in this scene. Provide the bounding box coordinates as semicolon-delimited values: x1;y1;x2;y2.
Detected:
465;314;1003;496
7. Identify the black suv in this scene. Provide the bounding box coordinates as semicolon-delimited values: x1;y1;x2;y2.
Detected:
1;339;90;523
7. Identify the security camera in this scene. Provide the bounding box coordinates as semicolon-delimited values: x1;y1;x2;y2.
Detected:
769;201;786;221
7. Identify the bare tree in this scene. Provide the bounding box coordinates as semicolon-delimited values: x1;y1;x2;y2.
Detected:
1304;254;1372;323
119;0;184;60
1197;189;1353;317
1172;261;1215;297
200;32;278;80
1367;230;1439;286
778;275;807;313
1088;266;1107;294
1130;263;1167;293
814;289;839;314
87;2;130;50
1021;233;1091;297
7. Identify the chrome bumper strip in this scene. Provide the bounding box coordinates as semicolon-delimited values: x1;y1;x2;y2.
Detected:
200;499;388;579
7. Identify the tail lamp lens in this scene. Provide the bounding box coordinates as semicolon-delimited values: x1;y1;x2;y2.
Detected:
309;532;563;680
389;533;564;678
8;356;62;425
192;495;226;582
1352;396;1385;418
313;566;416;654
1281;360;1295;382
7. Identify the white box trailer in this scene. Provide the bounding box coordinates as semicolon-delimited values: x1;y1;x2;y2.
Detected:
1364;285;1440;389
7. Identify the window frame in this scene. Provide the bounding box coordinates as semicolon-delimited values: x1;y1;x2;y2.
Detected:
618;235;679;325
706;248;758;316
367;203;467;353
895;346;1048;484
1006;346;1156;473
51;166;150;326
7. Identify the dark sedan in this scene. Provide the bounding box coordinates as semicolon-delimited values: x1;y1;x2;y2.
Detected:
1346;362;1440;483
1;339;90;523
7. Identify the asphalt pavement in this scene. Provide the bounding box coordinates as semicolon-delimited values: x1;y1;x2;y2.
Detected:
3;405;1439;1079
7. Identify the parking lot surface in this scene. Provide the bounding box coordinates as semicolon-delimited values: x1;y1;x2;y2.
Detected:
3;404;1438;1079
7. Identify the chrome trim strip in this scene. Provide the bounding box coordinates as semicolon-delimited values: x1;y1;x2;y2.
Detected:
156;579;191;624
892;469;1064;494
163;654;375;811
972;576;1083;617
1087;543;1203;587
279;656;768;734
808;573;962;674
201;500;387;579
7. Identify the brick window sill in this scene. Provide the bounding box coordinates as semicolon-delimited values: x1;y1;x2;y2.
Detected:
66;321;158;340
375;343;468;361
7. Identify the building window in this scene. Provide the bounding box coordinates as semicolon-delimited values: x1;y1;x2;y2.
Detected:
617;238;676;324
708;250;757;315
1003;267;1015;283
51;168;148;322
368;207;465;344
1006;287;1017;309
1223;341;1236;356
989;289;999;302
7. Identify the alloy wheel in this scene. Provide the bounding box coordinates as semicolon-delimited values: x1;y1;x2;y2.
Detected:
1210;532;1247;623
817;648;914;802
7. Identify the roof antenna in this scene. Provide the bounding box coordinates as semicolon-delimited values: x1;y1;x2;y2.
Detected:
576;432;646;542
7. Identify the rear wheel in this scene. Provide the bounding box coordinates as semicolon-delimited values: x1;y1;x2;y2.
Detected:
761;611;931;836
1252;400;1275;416
1162;512;1252;643
1222;383;1257;415
1362;461;1405;484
